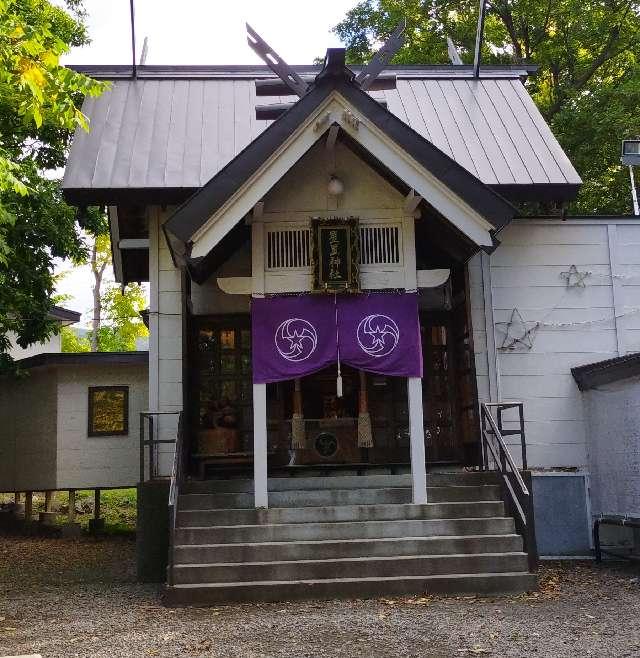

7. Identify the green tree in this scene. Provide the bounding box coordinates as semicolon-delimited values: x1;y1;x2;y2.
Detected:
0;0;105;371
94;283;148;352
60;325;90;352
61;227;148;353
334;0;640;214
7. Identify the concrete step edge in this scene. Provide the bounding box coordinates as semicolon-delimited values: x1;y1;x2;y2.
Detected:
179;484;499;497
172;533;524;550
176;516;513;532
171;551;529;569
177;501;505;514
167;571;536;590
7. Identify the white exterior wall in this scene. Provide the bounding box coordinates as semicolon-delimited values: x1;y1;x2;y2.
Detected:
7;331;61;360
149;207;183;476
55;363;148;489
472;217;640;469
0;367;58;492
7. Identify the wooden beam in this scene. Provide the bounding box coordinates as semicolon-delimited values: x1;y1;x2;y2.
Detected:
417;269;450;288
118;238;149;249
254;74;397;96
256;101;387;121
404;189;423;214
246;24;309;97
355;19;406;91
217;276;252;295
24;491;32;521
447;37;464;65
68;490;76;524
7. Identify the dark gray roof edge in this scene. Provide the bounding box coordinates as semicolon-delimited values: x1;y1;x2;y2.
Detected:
66;63;537;80
571;352;640;390
13;350;149;371
49;305;81;323
63;183;579;206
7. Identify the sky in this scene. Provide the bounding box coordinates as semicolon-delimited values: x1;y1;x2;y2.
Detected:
56;0;355;323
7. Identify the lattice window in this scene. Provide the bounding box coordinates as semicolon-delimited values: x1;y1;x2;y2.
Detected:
359;224;401;266
266;228;311;270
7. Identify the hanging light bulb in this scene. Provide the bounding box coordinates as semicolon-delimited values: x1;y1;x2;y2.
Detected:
327;175;344;196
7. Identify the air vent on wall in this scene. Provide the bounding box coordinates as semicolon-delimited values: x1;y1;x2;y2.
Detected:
360;224;401;266
266;228;311;270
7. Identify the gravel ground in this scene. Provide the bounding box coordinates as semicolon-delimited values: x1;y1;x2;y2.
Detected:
0;535;639;658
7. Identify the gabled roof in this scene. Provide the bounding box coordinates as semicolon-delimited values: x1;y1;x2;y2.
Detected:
62;64;581;206
162;54;519;280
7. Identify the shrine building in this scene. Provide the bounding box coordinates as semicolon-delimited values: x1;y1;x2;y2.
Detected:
60;27;640;603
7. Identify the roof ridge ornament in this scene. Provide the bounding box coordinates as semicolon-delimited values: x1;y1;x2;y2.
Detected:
246;23;309;97
355;18;406;90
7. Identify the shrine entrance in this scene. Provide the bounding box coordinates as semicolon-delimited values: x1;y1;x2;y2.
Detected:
187;272;479;477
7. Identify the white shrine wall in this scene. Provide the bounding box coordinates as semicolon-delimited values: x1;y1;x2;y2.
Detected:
470;217;640;469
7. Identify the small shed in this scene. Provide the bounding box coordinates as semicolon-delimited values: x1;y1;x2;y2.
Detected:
0;351;148;492
572;353;640;553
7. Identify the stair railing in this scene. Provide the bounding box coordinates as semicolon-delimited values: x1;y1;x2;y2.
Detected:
167;411;186;586
480;402;538;572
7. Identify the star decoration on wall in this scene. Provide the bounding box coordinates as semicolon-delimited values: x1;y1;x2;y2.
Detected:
560;264;590;288
495;308;539;350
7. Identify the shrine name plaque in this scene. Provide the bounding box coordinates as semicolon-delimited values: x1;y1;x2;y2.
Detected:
311;216;360;293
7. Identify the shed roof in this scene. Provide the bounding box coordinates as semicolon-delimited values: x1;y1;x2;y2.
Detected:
13;350;149;371
62;64;581;205
49;305;81;324
571;353;640;390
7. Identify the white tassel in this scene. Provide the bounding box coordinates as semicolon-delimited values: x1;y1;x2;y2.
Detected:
336;373;343;398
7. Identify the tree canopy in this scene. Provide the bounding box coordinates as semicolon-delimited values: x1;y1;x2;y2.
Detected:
0;0;104;371
335;0;640;214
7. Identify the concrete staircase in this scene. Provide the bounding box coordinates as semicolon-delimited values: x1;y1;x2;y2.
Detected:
163;471;537;605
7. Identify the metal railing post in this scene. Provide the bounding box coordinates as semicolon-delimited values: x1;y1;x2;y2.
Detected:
148;415;155;479
139;413;146;483
518;403;528;470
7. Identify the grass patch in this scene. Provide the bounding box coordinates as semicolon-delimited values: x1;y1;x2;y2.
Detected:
0;487;138;534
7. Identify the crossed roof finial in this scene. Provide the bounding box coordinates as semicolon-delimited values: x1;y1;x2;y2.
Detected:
246;19;406;98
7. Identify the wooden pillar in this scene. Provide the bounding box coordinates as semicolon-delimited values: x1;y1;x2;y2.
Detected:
251;218;268;509
14;492;21;505
67;490;76;524
24;492;33;521
253;383;268;508
44;491;53;511
94;489;101;520
408;377;427;504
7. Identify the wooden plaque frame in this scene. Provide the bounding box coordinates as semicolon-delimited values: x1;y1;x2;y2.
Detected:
311;216;360;293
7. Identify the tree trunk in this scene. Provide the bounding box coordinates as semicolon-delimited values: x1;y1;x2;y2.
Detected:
90;238;105;352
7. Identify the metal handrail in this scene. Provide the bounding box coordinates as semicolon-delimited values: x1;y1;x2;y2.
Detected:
167;411;185;586
139;411;181;482
480;402;538;572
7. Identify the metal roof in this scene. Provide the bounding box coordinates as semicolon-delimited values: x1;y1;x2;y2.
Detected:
62;65;581;203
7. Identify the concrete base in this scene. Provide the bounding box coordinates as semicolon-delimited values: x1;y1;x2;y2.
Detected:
38;511;58;526
137;480;170;583
61;523;82;538
89;518;105;534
